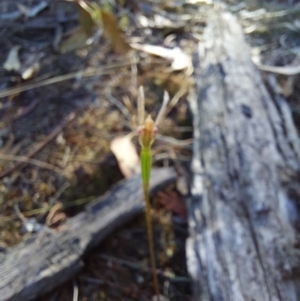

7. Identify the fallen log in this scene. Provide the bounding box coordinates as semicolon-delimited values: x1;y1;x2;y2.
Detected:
0;168;176;301
187;11;300;301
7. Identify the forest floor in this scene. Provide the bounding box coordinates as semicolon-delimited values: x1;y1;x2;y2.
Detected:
0;0;299;300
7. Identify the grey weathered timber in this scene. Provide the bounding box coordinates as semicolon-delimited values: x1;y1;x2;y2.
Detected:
187;11;300;301
0;168;176;301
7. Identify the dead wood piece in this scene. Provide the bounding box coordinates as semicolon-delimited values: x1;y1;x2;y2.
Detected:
0;168;176;301
188;11;300;301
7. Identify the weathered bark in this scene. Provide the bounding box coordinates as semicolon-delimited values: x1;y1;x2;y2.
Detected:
0;168;176;301
187;11;300;301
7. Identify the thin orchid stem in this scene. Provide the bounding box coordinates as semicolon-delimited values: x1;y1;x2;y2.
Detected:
139;114;160;300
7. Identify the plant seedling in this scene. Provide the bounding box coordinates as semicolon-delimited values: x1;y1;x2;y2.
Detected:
137;87;169;300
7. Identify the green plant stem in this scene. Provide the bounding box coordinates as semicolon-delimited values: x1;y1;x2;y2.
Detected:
143;182;160;299
141;146;160;299
139;114;160;300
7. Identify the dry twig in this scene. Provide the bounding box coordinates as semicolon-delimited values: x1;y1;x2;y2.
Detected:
0;112;75;179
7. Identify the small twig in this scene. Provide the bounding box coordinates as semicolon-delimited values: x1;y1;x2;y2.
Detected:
239;3;300;21
72;279;79;301
155;135;193;148
98;254;190;281
0;60;137;98
153;153;191;163
122;95;135;116
165;82;189;116
49;182;70;205
12;99;39;120
82;276;138;295
155;90;170;127
13;203;27;223
81;276;104;285
105;85;131;120
255;61;300;75
0;196;95;224
61;146;71;168
0;112;75;179
0;153;61;173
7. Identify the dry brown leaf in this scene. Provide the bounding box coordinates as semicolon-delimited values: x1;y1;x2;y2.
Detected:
77;0;101;35
46;202;66;228
59;27;91;53
157;191;187;219
3;46;21;72
60;0;102;53
110;135;140;178
130;43;191;71
101;11;130;55
21;52;44;80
